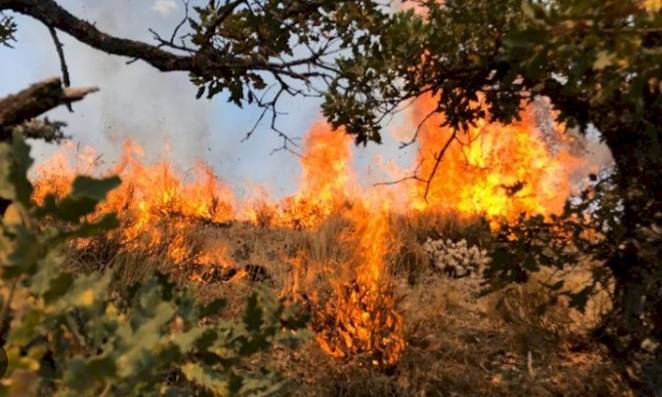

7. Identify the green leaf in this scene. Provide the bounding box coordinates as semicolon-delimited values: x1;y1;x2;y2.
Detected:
172;326;208;354
180;362;230;396
521;0;536;19
69;175;121;201
593;50;615;71
116;301;176;377
8;133;34;206
45;176;120;222
503;28;546;48
201;298;227;318
196;85;206;99
64;356;117;391
243;293;263;332
43;272;74;304
0;142;14;199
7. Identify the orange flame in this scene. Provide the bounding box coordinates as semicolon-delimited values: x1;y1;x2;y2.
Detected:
404;95;587;224
31;96;592;367
33;140;236;269
314;204;404;367
248;122;355;230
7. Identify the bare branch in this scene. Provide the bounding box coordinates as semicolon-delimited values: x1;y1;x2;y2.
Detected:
373;159;425;187
422;129;457;200
399;106;438;149
1;0;344;136
0;78;98;134
372;129;457;201
46;23;71;110
2;0;192;71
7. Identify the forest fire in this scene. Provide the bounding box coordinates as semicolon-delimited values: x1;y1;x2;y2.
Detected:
33;140;236;267
246;122;356;230
406;96;587;223
31;100;590;368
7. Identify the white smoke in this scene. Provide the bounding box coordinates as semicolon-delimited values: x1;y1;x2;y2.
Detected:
0;0;311;195
153;0;178;17
1;1;213;170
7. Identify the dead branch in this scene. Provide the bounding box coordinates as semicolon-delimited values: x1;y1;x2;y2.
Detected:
0;77;98;135
47;25;69;87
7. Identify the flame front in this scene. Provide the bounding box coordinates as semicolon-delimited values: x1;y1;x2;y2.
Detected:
33;140;236;268
247;122;356;230
31;98;592;368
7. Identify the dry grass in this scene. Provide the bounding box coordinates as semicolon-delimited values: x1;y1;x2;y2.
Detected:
65;212;631;397
269;273;628;397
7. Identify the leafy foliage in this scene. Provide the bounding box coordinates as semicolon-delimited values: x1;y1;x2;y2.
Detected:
324;0;661;147
322;1;660;389
167;0;390;120
483;174;622;305
484;173;662;392
0;133;308;396
0;12;16;47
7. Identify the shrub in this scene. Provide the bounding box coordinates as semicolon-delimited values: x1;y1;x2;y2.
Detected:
483;173;661;393
0;134;308;396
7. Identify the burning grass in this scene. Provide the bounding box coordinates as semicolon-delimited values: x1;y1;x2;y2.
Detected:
28;101;626;394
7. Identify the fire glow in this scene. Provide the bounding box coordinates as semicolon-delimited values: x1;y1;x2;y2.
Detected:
31;99;591;367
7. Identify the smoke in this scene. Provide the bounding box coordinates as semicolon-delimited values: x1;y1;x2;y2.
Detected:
153;0;179;16
2;1;214;169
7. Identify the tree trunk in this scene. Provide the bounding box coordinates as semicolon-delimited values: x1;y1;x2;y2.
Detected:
600;126;662;395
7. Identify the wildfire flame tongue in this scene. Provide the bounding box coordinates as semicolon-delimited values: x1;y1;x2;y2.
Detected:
285;123;404;366
407;96;586;223
31;99;590;368
314;205;404;367
258;122;356;230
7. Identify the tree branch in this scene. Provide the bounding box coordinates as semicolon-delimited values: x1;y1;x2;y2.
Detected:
372;129;457;201
0;77;98;132
1;0;193;72
47;23;71;110
0;0;336;80
422;129;457;200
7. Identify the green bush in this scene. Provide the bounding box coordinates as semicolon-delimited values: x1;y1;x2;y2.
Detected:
483;172;662;393
0;133;308;396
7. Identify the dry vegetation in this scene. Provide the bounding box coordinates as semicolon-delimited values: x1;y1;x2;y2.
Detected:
66;211;631;397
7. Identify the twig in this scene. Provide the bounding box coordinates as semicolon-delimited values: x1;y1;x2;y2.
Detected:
373;129;457;202
47;24;72;111
422;129;457;200
373;159;425;187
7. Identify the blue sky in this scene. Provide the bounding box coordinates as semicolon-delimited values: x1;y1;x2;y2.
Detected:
0;0;414;198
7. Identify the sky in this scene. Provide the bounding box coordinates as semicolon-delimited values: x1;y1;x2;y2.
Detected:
0;0;413;198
